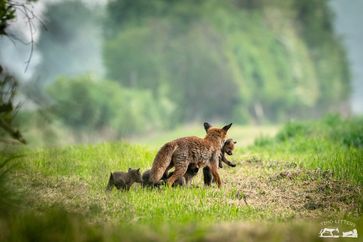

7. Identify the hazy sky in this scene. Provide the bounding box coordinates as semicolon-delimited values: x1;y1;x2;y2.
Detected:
330;0;363;114
0;0;105;82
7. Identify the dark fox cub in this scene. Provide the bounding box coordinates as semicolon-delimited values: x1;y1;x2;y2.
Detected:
142;169;165;187
218;138;237;168
106;168;142;191
142;164;199;187
164;163;199;186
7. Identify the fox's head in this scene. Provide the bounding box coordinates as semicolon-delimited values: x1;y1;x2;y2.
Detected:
204;122;232;143
128;168;143;183
223;138;237;155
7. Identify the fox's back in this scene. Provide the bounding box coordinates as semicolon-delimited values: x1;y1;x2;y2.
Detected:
171;136;210;150
170;136;220;165
112;171;128;183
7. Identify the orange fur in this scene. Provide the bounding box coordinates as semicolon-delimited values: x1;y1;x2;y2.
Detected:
148;123;232;188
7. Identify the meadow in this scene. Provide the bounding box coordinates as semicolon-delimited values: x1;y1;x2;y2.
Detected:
0;115;362;241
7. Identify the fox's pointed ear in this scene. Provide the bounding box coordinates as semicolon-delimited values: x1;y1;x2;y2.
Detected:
204;122;212;132
222;123;232;132
137;168;140;172
128;168;131;172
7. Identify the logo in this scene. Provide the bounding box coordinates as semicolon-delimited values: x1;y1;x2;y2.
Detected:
319;220;358;238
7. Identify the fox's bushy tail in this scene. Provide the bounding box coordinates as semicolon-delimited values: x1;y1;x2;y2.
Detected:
149;142;177;184
105;173;114;191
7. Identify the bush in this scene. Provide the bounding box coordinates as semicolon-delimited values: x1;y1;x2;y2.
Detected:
47;75;169;139
324;115;363;148
276;122;311;141
253;135;273;147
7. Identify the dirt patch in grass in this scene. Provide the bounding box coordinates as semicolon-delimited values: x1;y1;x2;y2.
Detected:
11;171;122;223
221;159;361;219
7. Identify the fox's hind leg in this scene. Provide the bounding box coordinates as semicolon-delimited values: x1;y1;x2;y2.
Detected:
166;162;188;187
162;163;174;181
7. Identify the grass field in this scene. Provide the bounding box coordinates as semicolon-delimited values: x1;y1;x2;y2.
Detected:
0;115;362;241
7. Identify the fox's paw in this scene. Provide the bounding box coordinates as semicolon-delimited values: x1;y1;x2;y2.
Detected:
155;180;166;187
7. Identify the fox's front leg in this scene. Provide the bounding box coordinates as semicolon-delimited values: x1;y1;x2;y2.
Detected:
218;157;224;168
222;154;236;167
210;159;222;188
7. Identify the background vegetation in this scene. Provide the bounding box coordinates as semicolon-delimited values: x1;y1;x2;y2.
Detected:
2;0;352;143
103;0;350;124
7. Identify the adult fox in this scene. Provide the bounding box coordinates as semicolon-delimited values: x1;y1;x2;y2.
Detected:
148;122;232;188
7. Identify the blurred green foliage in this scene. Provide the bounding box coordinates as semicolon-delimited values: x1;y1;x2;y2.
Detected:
104;0;350;124
0;68;26;143
47;75;172;139
0;0;15;35
273;114;363;149
28;0;351;139
0;1;30;144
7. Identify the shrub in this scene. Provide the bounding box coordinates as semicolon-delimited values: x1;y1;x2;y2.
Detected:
276;122;311;141
47;75;167;139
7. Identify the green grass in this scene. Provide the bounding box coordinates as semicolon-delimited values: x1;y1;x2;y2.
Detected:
9;142;287;225
0;116;362;241
248;115;363;184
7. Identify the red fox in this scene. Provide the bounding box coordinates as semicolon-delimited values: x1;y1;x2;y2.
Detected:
166;138;237;186
148;122;232;188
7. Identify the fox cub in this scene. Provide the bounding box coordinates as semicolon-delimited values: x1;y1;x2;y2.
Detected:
106;168;142;191
142;164;199;187
142;169;165;187
219;138;237;168
163;163;199;186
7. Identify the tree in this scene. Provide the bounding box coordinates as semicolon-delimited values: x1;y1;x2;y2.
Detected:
47;75;166;140
0;0;40;143
0;66;25;143
104;0;350;123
